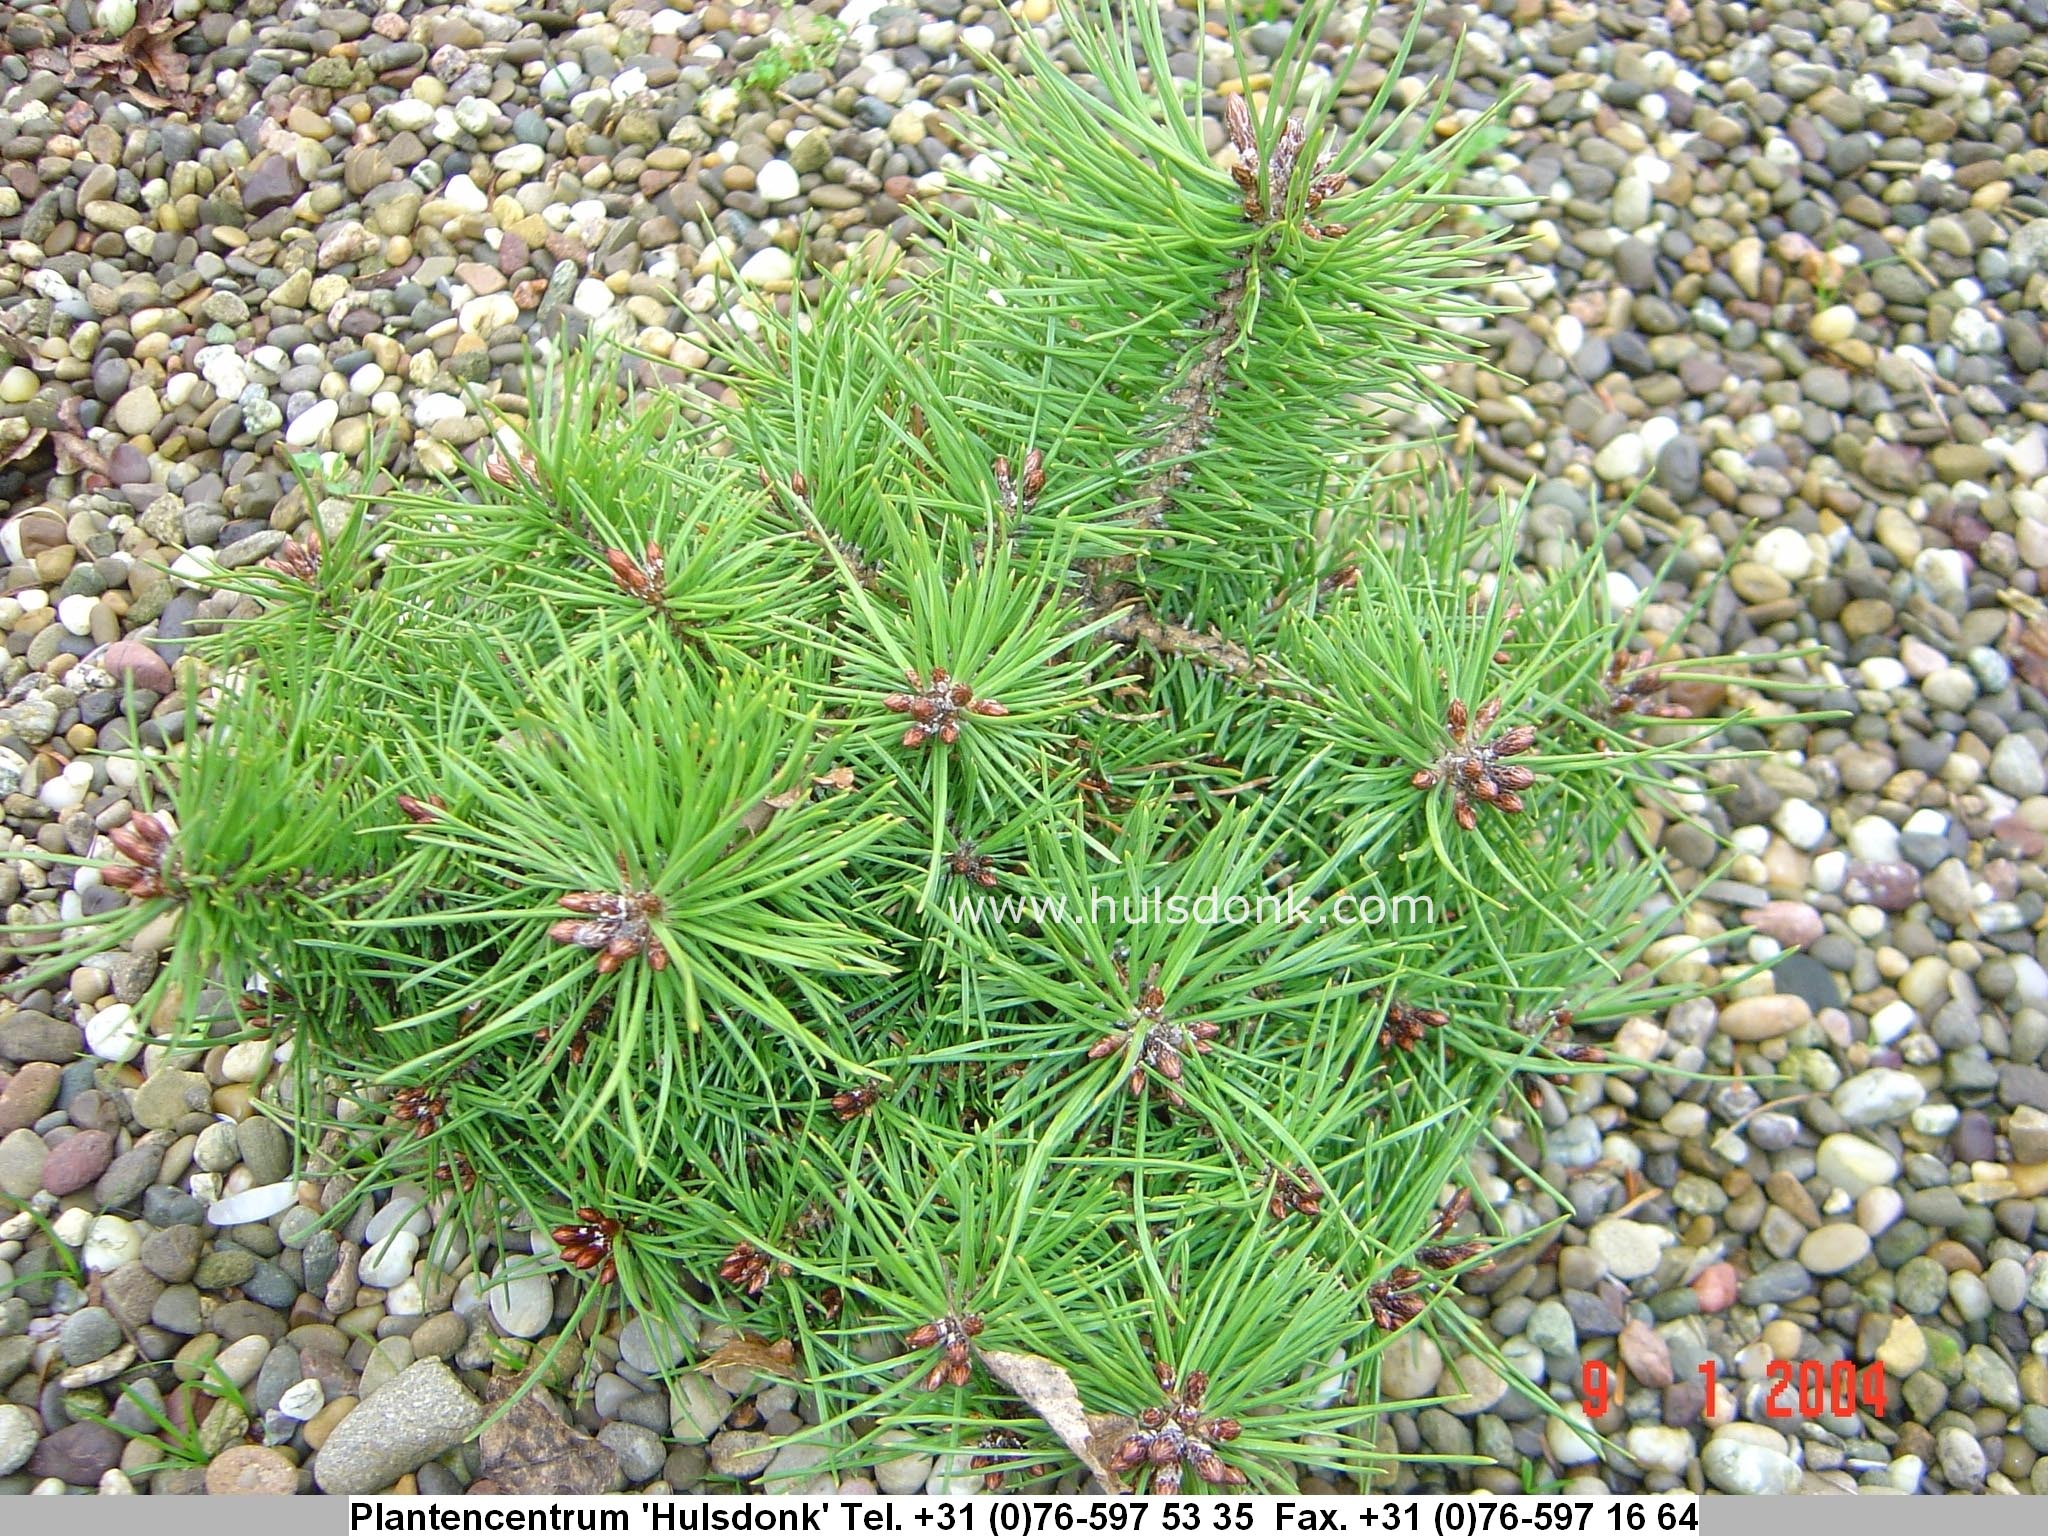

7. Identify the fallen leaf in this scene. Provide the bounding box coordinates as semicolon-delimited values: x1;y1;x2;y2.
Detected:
977;1348;1132;1494
52;431;111;481
65;0;199;111
701;1335;804;1382
0;424;45;469
476;1380;623;1494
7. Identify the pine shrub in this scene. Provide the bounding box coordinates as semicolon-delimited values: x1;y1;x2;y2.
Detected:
30;1;1762;1494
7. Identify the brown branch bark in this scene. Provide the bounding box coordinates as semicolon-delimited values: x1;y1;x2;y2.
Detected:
1087;257;1253;606
1097;602;1266;682
1079;256;1266;683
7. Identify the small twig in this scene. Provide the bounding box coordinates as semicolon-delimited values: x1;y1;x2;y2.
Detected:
1097;602;1266;682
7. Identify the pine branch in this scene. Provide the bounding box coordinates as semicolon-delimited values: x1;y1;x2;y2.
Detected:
1095;258;1253;593
1096;600;1267;684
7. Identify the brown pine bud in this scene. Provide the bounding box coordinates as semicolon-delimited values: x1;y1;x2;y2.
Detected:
396;792;444;824
1020;447;1045;505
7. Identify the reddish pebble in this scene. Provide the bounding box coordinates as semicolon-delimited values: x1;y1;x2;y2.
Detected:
1617;1318;1674;1387
41;1129;113;1196
1841;860;1920;911
1692;1262;1737;1313
1742;899;1822;949
100;638;174;695
1990;816;2044;858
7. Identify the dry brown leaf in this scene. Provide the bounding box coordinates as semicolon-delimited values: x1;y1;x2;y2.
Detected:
475;1380;623;1494
66;0;198;111
977;1348;1133;1494
0;423;46;469
52;431;111;481
701;1334;804;1381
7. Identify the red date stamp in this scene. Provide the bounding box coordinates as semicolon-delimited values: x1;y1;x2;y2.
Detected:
1581;1358;1888;1418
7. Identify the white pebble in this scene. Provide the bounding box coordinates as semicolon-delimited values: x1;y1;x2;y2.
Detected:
1856;1186;1904;1236
739;247;795;287
1773;797;1828;851
756;159;801;203
453;95;494;136
494;144;546;178
357;1228;419;1289
487;1259;556;1338
1810;849;1846;893
277;1379;325;1421
572;277;614;318
284;398;338;448
1593;432;1646;482
386;1276;426;1316
206;1181;300;1227
364;1185;433;1245
1858;656;1908;691
1846;814;1901;863
382;99;434;134
38;760;91;812
460;293;518;335
83;1215;140;1273
1869;999;1917;1044
1903;807;1949;840
1638;416;1680;456
84;1002;144;1064
1753;526;1814;581
1729;824;1771;856
56;593;98;637
53;1206;92;1247
412;392;467;428
1603;571;1640;612
443;173;489;213
1910;1102;1960;1136
218;1039;270;1082
198;345;248;398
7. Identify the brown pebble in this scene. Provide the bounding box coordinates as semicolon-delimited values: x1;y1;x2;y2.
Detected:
302;1395;356;1451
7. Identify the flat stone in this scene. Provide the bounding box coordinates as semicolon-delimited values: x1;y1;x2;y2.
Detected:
1588;1217;1675;1280
1799;1223;1872;1275
206;1443;299;1494
27;1419;124;1486
1717;995;1812;1042
619;1313;693;1374
313;1360;485;1493
1702;1433;1800;1495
